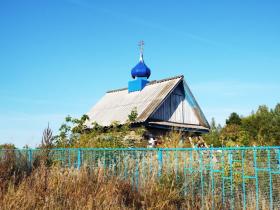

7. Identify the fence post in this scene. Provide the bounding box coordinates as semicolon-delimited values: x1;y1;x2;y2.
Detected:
267;150;273;210
190;150;194;205
253;148;259;210
222;149;226;208
135;151;139;189
77;149;81;169
241;150;246;210
68;149;71;168
229;150;234;210
28;149;32;169
210;149;215;210
157;149;163;177
124;150;127;179
199;150;204;210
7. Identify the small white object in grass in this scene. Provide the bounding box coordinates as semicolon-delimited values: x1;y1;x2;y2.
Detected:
148;137;157;148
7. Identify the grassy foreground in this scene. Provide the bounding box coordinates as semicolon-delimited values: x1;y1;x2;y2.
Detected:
0;164;197;210
0;149;275;210
0;166;271;209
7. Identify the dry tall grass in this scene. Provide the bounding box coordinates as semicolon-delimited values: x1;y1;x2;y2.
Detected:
0;149;275;210
0;164;192;210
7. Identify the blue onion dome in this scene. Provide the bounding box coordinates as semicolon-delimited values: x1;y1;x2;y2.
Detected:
131;54;151;79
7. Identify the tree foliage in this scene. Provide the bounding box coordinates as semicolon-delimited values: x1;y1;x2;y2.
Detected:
53;114;147;148
40;124;54;149
128;107;138;122
203;118;222;147
226;112;242;125
204;104;280;146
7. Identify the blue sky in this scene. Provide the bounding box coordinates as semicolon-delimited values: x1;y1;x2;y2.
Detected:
0;0;280;147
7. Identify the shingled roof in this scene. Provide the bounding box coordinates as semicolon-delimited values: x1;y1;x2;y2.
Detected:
86;75;209;131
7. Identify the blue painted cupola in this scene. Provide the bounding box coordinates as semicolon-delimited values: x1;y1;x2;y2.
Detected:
131;54;151;79
128;41;151;93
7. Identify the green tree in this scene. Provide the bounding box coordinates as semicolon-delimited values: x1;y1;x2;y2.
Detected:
226;112;242;125
40;124;54;149
271;104;280;145
54;115;89;147
242;105;275;145
203;118;222;147
220;124;250;146
128;107;138;122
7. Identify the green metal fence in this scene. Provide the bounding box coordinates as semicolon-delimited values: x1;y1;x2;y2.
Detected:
1;146;279;209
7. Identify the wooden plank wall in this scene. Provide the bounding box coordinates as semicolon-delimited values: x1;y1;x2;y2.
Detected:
150;84;200;125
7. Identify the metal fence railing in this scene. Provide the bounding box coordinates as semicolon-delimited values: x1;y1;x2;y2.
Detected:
1;146;279;209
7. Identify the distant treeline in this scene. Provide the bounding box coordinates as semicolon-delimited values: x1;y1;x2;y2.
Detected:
204;103;280;146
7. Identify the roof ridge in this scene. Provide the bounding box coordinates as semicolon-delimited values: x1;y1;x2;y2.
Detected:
106;75;184;93
148;75;183;85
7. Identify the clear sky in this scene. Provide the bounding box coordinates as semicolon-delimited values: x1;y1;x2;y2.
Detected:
0;0;280;147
